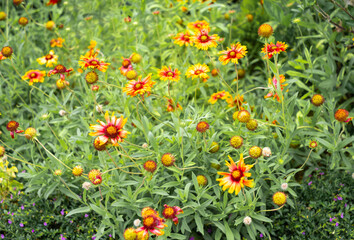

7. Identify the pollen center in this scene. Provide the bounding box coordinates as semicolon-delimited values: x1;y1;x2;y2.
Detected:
30;73;37;78
134;83;142;89
45;54;53;60
164;207;174;217
183;36;189;41
122;60;130;68
229;51;236;57
90;60;98;65
167;71;174;77
143;216;155;228
195;70;201;75
55;65;66;73
106;126;117;135
232;170;242;181
200;35;208;42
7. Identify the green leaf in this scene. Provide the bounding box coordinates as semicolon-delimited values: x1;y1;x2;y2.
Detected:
223;219;234;240
90;203;107;217
195;213;204;235
66;206;91;217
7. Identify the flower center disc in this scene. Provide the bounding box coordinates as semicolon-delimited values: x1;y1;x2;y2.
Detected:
167;71;174;77
229;51;236;57
195;70;201;75
30;73;37;78
45;54;53;60
165;207;174;217
55;65;66;73
106;125;118;137
183;36;189;41
143;217;155;228
90;60;98;65
200;35;208;42
134;83;142;89
231;170;242;181
122;60;130;68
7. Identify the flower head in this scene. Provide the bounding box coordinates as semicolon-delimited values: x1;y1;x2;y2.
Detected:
72;165;83;176
37;50;58;67
311;94;325;107
18;17;28;26
124;228;137;240
281;183;288;190
120;57;133;76
85;71;99;84
196;121;209;133
79;53;110;72
272;192;287;206
22;70;46;85
262;147;271;157
48;64;73;80
166;98;182;112
196;175;208;186
230;136;243;149
261;42;288;59
185;63;210;80
1;46;13;58
191;28;219;50
6;121;23;138
161;153;175;167
47;0;60;5
50;38;65;48
227;94;246;109
309;140;318;149
141;207;158;218
158;66;181;82
258;24;273;38
0;146;5;157
82;182;92;190
208;91;231;104
243;216;252;225
88;169;102;185
136;215;167;238
187;20;210;32
143;160;157;173
246;119;258;131
89;111;130;146
162;204;183;225
209;141;220;153
218;43;247;65
123;74;156;98
249;146;262;159
24;127;37;140
237;110;251;123
173;32;194;47
217;154;255;195
334;109;349;122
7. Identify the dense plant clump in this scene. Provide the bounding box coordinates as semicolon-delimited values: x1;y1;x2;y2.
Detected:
0;0;353;239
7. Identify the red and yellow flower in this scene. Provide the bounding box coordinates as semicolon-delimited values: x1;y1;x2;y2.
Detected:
50;38;65;48
157;66;181;82
79;55;110;72
173;32;194;46
191;28;219;50
0;52;6;61
218;43;247;65
136;215;167;238
226;94;246;109
46;0;60;5
208;91;231;104
120;57;133;76
123;73;156;98
162;204;183;225
22;70;46;85
89;111;130;146
37;50;58;67
48;64;73;80
264;75;287;102
6;121;24;139
185;63;209;80
166;98;182;112
187;20;210;32
217;154;255;195
261;41;288;59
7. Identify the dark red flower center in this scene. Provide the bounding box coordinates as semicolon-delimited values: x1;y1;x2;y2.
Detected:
90;59;99;65
231;169;242;181
45;54;53;60
122;60;130;68
105;125;119;138
167;71;174;77
55;64;66;73
200;35;209;42
29;72;38;78
229;51;236;57
7;121;19;131
195;70;202;75
134;82;143;90
183;35;190;41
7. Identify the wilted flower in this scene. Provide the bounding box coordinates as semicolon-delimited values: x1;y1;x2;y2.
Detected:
281;183;288;190
134;219;141;227
59;110;67;116
162;204;183;225
82;182;92;190
6;121;24;138
262;147;271;157
243;216;252;225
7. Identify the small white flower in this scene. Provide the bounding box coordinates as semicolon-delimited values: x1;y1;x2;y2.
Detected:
59;110;67;116
142;143;148;148
82;182;92;190
133;219;141;227
95;105;103;112
262;147;271;157
352;173;354;179
281;183;288;191
243;216;252;225
0;178;3;183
